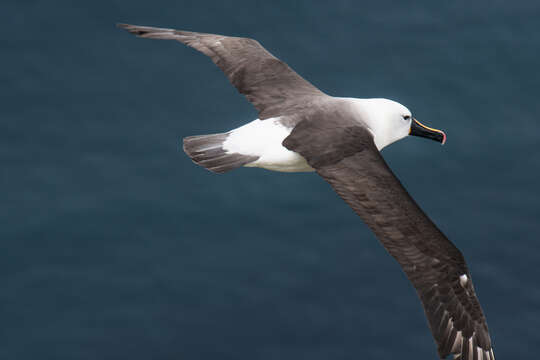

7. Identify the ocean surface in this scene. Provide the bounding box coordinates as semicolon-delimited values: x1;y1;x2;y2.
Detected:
2;1;539;359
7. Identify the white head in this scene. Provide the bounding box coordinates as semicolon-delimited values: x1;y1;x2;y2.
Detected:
350;98;446;150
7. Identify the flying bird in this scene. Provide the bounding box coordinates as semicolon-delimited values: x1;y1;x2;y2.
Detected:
119;23;494;360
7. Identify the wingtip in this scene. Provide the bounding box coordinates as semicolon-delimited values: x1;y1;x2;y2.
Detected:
116;23;179;39
116;23;142;35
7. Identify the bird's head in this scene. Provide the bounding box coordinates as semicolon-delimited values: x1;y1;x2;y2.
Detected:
356;98;446;150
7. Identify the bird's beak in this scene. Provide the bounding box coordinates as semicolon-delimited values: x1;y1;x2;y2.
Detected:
409;118;446;145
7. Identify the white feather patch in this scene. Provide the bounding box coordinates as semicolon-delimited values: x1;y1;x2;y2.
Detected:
222;118;314;172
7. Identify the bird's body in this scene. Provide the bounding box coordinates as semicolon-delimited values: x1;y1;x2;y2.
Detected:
119;23;494;360
185;97;413;173
221;117;314;172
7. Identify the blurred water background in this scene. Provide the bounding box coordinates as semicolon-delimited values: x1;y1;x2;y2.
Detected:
2;1;539;359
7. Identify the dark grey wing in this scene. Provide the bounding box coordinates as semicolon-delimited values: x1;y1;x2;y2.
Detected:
118;23;326;119
283;120;494;360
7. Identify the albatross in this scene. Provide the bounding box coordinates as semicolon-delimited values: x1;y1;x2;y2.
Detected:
119;23;494;360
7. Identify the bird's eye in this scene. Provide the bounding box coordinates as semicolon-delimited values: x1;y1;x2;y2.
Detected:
403;115;411;120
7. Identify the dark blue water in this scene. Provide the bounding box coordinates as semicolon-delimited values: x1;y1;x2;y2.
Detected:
2;1;539;359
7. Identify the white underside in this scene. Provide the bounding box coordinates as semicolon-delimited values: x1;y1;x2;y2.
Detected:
222;118;314;172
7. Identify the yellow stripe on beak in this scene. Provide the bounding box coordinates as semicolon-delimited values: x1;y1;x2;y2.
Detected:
409;118;447;145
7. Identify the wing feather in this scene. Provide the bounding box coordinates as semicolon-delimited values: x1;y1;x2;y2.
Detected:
283;119;494;360
118;23;326;119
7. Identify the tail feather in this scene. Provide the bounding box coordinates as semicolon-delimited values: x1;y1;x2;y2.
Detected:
183;132;258;174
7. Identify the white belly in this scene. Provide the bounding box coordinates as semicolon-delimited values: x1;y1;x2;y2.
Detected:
222;118;314;172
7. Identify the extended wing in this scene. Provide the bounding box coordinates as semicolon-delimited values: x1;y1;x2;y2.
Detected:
283;119;494;360
118;24;326;120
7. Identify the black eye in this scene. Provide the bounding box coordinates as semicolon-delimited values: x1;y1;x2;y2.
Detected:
403;115;411;120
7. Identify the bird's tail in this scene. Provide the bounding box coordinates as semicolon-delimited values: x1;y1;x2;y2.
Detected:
183;132;258;174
